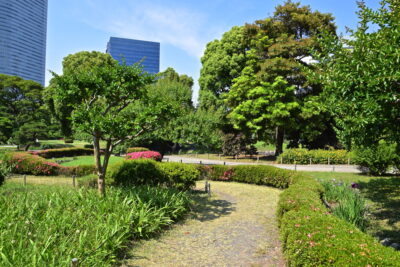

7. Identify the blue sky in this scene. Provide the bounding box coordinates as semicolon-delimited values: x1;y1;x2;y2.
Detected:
46;0;380;102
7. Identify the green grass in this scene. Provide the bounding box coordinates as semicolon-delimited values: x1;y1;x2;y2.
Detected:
303;171;400;243
0;183;191;267
38;140;108;148
254;141;288;152
59;155;125;167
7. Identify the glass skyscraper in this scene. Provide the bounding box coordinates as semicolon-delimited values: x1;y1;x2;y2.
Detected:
0;0;47;85
106;37;160;74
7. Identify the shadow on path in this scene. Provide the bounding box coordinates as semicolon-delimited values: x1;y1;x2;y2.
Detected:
189;189;236;222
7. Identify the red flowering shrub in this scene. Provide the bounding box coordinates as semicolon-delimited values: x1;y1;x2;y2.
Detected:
125;151;162;161
3;152;67;176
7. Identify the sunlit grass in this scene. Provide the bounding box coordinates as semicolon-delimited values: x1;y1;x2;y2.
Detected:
59;155;125;167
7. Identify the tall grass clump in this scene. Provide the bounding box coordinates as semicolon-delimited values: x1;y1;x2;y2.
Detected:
321;180;368;231
0;184;190;267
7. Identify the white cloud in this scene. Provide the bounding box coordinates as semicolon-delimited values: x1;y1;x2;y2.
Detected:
80;0;209;58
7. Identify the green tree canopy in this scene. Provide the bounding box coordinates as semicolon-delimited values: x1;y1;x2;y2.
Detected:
0;74;50;149
45;51;118;138
313;0;400;149
50;54;155;195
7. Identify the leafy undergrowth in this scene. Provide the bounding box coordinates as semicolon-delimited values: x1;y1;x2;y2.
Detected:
305;171;400;244
0;183;190;267
120;181;285;267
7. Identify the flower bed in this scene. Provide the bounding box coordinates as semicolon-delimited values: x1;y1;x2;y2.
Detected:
125;151;162;161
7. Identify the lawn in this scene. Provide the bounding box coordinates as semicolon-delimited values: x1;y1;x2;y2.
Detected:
303;171;400;244
58;155;125;167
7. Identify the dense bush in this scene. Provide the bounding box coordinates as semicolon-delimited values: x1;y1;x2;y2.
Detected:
0;184;190;266
158;162;199;190
83;144;94;149
108;159;162;186
126;147;149;153
32;147;94;158
3;152;65;176
108;160;199;190
277;148;350;164
125;151;162;161
354;141;398;175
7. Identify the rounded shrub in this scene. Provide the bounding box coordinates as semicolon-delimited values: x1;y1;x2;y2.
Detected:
157;162;199;190
354;141;397;175
107;159;162;186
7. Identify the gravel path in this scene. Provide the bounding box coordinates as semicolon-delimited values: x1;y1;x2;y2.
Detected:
120;181;285;267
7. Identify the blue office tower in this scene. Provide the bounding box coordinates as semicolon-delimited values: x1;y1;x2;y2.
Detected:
106;37;160;74
0;0;48;85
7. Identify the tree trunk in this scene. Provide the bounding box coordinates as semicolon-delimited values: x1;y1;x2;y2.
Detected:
24;144;31;151
93;135;105;196
275;126;284;156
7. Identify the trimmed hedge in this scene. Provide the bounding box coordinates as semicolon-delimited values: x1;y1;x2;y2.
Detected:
200;164;400;266
107;159;199;190
31;148;94;158
277;148;351;164
200;165;298;189
126;147;149;153
3;152;95;177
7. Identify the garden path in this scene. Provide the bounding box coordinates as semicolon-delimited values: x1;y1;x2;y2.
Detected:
120;181;285;267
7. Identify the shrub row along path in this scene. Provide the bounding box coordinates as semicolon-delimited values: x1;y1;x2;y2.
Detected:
121;181;285;267
164;155;361;173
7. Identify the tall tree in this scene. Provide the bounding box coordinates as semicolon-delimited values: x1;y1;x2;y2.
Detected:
50;54;155;195
0;74;50;149
313;0;400;149
224;1;337;154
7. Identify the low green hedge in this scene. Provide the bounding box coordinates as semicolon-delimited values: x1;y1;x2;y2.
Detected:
126;147;149;153
31;147;94;158
107;159;199;191
277;148;351;164
199;165;297;189
200;164;400;265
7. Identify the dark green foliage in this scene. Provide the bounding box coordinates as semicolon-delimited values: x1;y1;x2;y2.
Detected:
0;184;190;266
157;162;199;190
107;159;162;187
221;133;249;156
33;147;94;158
126;147;149;153
278;148;350;164
64;138;73;144
107;160;200;191
354;141;398;176
83;144;94;149
0;74;53;147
